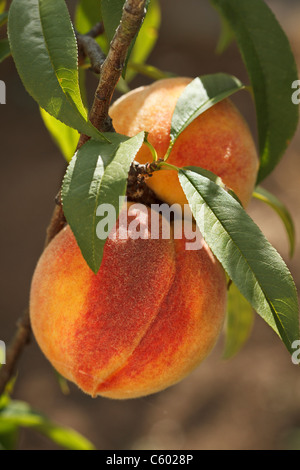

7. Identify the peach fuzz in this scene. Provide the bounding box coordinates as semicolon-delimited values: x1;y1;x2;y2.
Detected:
29;204;227;399
110;77;259;208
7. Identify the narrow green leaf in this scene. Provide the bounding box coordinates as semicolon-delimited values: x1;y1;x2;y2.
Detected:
116;76;131;94
0;421;19;450
0;340;5;365
170;74;244;147
62;132;145;273
78;68;89;110
253;186;296;258
35;422;95;450
210;0;299;183
184;165;242;205
0;0;6;14
0;38;10;63
0;394;10;411
223;282;254;359
0;11;8;26
75;0;108;53
130;0;160;64
40;108;79;162
8;0;106;141
0;375;17;398
128;62;175;81
178;167;299;355
75;0;101;34
216;15;235;54
101;0;156;80
101;0;125;45
0;400;95;450
124;0;161;81
54;370;70;395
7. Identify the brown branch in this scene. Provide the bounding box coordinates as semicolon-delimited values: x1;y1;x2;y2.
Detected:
77;34;106;75
44;204;66;249
126;160;162;205
77;21;106;73
86;22;104;39
78;0;147;146
0;0;147;397
0;309;31;395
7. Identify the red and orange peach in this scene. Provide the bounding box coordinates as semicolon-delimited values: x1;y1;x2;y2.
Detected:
29;204;227;399
110;77;259;208
30;77;257;399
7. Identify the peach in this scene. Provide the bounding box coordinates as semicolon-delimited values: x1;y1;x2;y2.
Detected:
29;203;227;399
110;77;259;207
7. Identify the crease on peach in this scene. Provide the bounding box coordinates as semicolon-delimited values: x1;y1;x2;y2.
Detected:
75;252;178;397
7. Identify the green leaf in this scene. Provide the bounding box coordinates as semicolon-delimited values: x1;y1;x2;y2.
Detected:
169;74;244;150
0;0;6;14
216;16;235;54
210;0;299;183
0;340;5;365
101;0;124;45
101;0;157;80
116;76;131;94
75;0;101;34
183;165;242;205
62;132;145;273
253;186;296;258
0;421;19;450
40;108;79;162
0;11;8;26
0;400;95;450
124;0;161;81
178;167;300;355
54;370;70;395
75;0;108;53
8;0;106;141
128;62;175;81
0;38;10;63
223;282;254;359
0;394;10;411
78;68;89;110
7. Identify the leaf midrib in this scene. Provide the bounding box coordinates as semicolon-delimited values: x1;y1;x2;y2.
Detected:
90;149;121;272
171;79;245;143
181;170;290;344
38;0;87;121
223;3;271;158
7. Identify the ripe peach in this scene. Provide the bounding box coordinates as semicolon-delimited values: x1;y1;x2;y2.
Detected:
29;203;227;399
110;77;259;207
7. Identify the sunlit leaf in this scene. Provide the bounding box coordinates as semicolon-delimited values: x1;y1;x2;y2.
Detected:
211;0;299;183
253;186;295;258
8;0;107;140
0;400;95;450
62;132;145;273
223;282;254;359
40;108;79;162
179;167;299;355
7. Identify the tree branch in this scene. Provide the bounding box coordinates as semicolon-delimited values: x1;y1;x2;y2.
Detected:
78;0;147;145
0;310;31;395
86;22;104;39
0;0;148;397
77;33;106;75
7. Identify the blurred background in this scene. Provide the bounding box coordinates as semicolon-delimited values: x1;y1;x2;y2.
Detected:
1;0;300;450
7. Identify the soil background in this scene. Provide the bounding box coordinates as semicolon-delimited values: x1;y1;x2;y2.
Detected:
1;0;300;450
